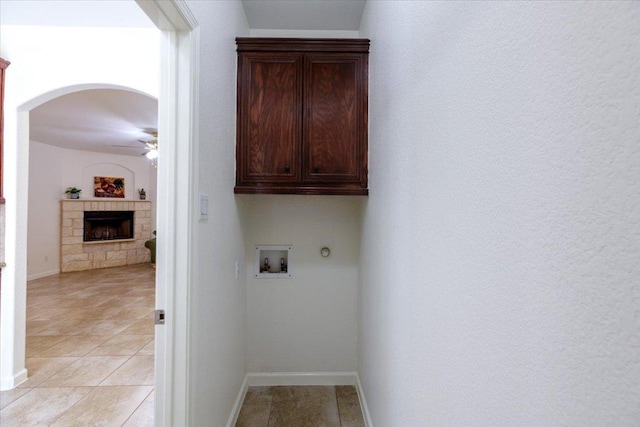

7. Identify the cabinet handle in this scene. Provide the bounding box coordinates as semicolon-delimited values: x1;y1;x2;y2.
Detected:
313;166;319;173
284;166;291;173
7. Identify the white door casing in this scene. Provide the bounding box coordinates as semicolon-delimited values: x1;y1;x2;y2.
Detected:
136;1;198;425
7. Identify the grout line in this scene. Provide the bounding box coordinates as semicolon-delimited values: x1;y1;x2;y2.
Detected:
121;386;155;426
95;354;135;387
43;385;94;426
19;356;79;388
335;385;344;427
20;266;156;424
0;387;36;411
266;386;274;427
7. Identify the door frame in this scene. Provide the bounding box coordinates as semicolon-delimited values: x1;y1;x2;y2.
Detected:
136;1;199;425
0;1;198;425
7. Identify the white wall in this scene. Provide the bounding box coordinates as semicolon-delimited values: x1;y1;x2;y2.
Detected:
358;2;640;426
182;1;250;425
27;140;155;279
0;24;159;389
241;196;361;373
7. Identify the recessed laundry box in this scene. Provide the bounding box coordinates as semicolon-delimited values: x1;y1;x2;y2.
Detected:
254;245;292;278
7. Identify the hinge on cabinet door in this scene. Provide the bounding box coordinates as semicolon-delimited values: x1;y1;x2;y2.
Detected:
154;309;166;325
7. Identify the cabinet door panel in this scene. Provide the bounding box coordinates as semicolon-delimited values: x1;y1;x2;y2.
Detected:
238;54;302;183
304;54;366;183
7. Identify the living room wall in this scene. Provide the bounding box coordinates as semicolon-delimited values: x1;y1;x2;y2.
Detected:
27;140;155;279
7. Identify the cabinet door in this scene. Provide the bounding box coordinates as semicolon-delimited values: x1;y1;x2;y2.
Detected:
303;54;367;185
237;53;302;184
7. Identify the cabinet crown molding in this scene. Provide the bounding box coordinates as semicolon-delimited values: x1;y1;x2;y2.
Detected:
236;37;370;53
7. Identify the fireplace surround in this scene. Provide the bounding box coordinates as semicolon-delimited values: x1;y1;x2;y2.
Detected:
60;200;152;272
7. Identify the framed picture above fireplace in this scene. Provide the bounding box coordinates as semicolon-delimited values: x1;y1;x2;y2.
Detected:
94;176;125;198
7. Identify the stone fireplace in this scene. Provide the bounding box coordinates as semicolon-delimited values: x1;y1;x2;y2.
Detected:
60;200;152;272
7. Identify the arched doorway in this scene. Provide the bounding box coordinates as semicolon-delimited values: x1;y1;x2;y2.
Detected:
1;2;198;425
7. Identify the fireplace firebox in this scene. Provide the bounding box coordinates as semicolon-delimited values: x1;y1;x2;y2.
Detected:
84;211;134;242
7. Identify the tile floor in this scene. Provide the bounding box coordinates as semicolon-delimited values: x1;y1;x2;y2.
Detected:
0;264;155;426
2;264;366;426
236;385;365;427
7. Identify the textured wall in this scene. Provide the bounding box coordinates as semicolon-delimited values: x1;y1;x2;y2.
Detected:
241;195;361;373
183;1;250;425
358;1;639;425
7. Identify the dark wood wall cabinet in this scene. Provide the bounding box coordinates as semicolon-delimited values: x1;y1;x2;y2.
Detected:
234;38;369;196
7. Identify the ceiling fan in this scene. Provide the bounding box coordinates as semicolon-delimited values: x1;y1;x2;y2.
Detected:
138;135;159;160
112;131;158;159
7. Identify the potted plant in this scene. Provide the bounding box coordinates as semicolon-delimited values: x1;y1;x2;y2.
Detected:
65;187;82;199
138;188;146;200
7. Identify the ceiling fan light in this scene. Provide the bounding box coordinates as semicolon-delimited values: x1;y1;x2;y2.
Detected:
146;149;159;160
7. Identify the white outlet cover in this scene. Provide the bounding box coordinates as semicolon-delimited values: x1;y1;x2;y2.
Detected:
199;193;209;220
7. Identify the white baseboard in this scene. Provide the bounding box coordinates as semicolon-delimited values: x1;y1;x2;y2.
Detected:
0;368;28;391
356;374;373;427
227;371;360;425
225;375;249;427
246;371;358;386
27;269;60;281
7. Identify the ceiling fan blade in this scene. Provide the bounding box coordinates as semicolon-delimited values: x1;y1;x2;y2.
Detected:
138;139;158;149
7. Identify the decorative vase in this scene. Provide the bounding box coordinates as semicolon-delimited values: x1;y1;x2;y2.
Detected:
70;193;80;199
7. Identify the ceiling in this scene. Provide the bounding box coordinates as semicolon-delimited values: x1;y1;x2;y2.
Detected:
2;0;365;156
0;0;155;28
242;0;365;31
1;0;365;31
30;89;158;156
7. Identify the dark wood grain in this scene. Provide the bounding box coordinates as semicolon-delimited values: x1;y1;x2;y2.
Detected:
234;185;368;196
234;39;369;196
236;38;369;53
304;55;364;183
237;54;302;185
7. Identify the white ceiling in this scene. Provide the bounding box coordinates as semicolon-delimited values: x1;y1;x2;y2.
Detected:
0;0;155;28
242;0;366;31
3;0;365;156
1;0;365;31
30;89;158;156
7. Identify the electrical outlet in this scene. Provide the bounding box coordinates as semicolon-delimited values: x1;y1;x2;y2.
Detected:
199;193;209;221
235;261;240;279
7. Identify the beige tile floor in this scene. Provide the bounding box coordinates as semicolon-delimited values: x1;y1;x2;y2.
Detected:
236;385;365;427
0;264;155;426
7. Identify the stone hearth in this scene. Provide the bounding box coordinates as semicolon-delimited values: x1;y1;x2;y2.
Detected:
60;200;152;272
